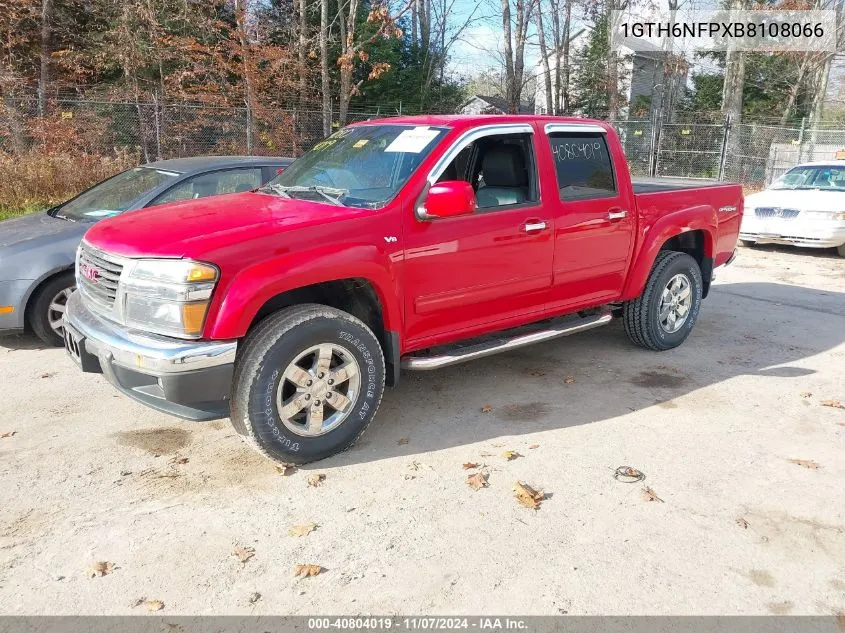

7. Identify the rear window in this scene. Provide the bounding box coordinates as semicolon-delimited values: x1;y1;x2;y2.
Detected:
548;132;617;201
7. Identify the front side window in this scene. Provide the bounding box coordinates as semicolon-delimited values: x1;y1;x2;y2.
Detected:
436;133;538;210
771;166;845;191
58;167;178;220
262;124;448;209
548;132;617;201
151;168;263;206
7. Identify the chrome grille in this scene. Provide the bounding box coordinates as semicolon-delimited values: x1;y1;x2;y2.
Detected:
77;243;124;311
755;207;799;219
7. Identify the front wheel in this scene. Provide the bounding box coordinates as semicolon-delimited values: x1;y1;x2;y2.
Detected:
623;251;703;351
230;304;385;464
29;272;76;346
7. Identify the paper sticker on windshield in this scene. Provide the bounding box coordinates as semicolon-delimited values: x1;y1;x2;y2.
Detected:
385;127;440;153
83;210;120;217
353;139;369;148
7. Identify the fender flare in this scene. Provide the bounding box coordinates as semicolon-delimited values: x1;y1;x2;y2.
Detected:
205;242;402;341
621;206;717;301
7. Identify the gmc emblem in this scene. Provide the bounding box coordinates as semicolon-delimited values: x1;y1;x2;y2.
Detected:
80;262;101;284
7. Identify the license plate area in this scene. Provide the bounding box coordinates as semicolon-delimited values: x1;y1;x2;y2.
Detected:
63;324;103;373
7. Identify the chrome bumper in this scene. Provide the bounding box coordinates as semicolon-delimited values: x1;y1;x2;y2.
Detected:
63;291;236;421
64;290;236;375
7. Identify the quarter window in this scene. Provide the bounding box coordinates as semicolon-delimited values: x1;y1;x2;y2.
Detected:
548;132;616;201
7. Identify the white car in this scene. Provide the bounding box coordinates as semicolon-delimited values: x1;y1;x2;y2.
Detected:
740;161;845;257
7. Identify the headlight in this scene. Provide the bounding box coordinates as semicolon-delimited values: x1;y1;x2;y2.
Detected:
122;259;218;338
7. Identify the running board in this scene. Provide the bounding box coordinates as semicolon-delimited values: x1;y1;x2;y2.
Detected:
400;309;613;371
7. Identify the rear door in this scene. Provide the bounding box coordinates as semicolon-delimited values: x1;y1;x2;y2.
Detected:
540;124;636;310
402;124;554;345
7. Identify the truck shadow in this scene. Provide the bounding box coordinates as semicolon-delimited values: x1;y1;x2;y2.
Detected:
332;281;845;466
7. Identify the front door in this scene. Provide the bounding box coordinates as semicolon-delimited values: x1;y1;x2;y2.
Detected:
402;126;554;346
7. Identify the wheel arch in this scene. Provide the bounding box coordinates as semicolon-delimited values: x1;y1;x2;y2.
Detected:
622;211;716;301
22;266;75;329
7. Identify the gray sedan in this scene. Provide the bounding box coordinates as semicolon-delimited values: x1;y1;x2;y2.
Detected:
0;155;292;346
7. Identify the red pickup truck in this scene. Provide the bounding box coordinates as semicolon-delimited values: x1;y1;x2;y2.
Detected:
63;115;742;464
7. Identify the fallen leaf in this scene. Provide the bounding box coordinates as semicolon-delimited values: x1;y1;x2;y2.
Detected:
614;466;645;483
501;450;522;461
0;431;16;438
467;472;489;491
563;376;575;384
642;486;664;502
736;517;749;529
407;461;421;471
513;481;545;509
248;592;261;604
530;370;546;377
143;600;164;612
462;462;479;470
40;372;55;379
294;564;323;577
289;523;318;537
130;597;146;608
788;458;820;469
87;561;114;578
276;463;296;476
233;546;255;563
528;444;540;449
170;456;189;465
481;405;493;413
821;399;844;409
396;437;409;445
799;392;812;398
307;474;326;487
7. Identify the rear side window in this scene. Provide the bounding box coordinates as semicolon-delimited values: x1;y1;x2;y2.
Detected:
548;132;616;201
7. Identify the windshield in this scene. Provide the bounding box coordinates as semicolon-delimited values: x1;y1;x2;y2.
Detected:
261;124;449;208
770;165;845;191
58;167;178;221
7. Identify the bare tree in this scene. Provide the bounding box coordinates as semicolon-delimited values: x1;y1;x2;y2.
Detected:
721;0;747;122
535;7;553;113
321;0;331;135
38;0;52;116
500;0;535;113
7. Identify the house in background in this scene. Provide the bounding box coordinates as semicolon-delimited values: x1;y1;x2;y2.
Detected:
459;95;533;115
534;31;687;120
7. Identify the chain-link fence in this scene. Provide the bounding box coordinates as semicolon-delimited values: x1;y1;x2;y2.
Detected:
5;96;845;192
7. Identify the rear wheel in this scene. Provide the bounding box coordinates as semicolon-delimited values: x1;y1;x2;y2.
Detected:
623;251;703;351
28;272;76;347
230;304;385;464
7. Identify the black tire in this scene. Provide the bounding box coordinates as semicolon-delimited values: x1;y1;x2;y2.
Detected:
623;251;703;351
739;239;756;247
230;304;386;464
28;272;76;347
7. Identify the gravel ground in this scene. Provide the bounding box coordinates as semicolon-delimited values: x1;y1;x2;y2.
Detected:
0;244;843;616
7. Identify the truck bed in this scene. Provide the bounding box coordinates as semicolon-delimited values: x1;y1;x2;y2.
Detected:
632;177;725;194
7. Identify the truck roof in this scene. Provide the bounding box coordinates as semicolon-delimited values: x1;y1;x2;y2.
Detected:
351;114;611;130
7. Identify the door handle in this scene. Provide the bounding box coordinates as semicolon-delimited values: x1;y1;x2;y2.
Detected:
522;221;547;233
608;209;628;220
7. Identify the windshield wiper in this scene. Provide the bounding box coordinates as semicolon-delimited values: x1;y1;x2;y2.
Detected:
262;184;346;206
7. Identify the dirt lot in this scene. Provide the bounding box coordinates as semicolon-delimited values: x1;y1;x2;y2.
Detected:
1;245;843;615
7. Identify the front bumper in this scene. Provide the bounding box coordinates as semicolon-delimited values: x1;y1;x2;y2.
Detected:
63;291;237;420
0;279;32;333
739;218;845;249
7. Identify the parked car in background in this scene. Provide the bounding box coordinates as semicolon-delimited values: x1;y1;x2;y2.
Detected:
62;115;741;465
0;156;292;345
740;161;845;257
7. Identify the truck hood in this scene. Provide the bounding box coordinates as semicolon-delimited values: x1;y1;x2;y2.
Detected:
745;188;845;212
84;192;371;258
0;210;83;249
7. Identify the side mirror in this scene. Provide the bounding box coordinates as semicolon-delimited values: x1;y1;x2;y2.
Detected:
421;180;477;219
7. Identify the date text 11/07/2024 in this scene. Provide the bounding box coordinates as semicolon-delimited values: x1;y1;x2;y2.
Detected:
308;617;529;630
